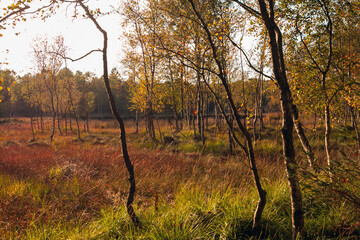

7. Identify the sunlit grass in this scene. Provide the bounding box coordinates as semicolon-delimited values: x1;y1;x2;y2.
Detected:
0;117;359;239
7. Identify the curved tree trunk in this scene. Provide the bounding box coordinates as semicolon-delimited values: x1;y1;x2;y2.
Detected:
78;0;139;225
187;0;267;233
256;1;305;238
292;104;314;168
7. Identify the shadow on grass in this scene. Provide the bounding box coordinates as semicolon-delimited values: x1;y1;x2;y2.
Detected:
223;218;292;240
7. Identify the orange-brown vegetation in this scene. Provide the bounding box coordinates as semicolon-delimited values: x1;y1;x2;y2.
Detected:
0;118;283;237
1;117;359;239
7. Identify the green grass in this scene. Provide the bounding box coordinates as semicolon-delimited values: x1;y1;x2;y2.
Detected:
1;120;360;239
7;178;358;239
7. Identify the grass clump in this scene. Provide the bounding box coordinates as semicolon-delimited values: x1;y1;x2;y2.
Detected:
1;119;360;239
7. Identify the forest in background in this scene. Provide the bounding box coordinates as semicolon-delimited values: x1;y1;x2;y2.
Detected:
1;0;360;239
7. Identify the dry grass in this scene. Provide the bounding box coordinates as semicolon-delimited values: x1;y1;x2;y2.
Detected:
0;118;282;238
1;117;359;239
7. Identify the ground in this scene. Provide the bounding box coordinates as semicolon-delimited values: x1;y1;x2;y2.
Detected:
0;118;359;239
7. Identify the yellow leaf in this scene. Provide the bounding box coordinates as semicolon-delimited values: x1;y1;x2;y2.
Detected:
0;86;2;90
7;87;10;91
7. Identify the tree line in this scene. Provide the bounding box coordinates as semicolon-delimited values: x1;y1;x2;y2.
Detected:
0;63;280;135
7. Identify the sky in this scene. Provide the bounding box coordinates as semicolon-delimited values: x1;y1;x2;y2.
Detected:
0;0;259;79
0;0;124;77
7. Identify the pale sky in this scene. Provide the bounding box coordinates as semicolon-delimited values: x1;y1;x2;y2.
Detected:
0;0;124;77
0;1;259;79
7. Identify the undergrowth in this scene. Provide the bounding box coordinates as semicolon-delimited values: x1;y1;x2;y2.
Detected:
1;119;359;239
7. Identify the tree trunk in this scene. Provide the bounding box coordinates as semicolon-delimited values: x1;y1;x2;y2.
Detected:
192;110;197;139
180;64;185;128
324;103;331;170
30;108;35;141
187;0;267;233
253;76;260;146
36;107;40;132
203;73;266;234
196;77;205;145
64;109;68;134
292;104;314;168
350;107;360;157
135;109;139;134
57;111;62;135
253;112;258;146
281;91;304;240
228;108;234;154
215;99;220;131
69;114;73;132
86;113;89;133
205;93;209;131
145;105;155;140
168;58;180;131
50;92;56;142
78;0;139;225
256;1;305;238
322;75;331;170
40;110;44;133
55;91;62;136
73;111;81;140
186;86;191;129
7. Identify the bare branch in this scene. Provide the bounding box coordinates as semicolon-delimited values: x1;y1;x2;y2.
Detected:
295;20;324;74
21;3;55;15
49;49;102;62
202;75;250;157
295;0;332;76
232;0;261;17
227;35;275;81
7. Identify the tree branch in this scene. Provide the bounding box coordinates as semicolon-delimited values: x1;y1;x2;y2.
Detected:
202;74;250;158
227;34;275;81
232;0;261;17
295;20;324;74
48;49;102;62
0;5;30;23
